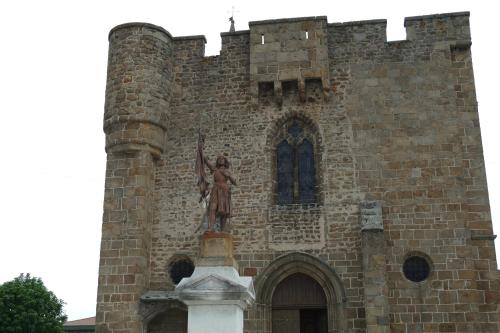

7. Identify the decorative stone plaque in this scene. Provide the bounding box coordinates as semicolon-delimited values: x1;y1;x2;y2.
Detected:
360;201;383;231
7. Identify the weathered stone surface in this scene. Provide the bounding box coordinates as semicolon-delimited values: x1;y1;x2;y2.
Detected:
360;201;383;231
97;11;499;333
198;232;238;268
176;266;254;306
200;232;234;259
362;229;389;333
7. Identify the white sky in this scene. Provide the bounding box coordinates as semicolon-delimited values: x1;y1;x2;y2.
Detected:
0;0;498;321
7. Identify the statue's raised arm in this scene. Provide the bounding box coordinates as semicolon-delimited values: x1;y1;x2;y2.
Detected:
203;155;216;172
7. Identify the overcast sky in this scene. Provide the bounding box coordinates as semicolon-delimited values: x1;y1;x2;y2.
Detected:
0;0;498;321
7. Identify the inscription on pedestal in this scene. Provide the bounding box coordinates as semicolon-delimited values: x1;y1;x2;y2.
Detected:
201;232;234;258
198;232;237;268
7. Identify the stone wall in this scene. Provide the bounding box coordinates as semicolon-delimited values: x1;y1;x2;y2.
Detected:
97;23;171;333
328;13;499;332
98;12;500;333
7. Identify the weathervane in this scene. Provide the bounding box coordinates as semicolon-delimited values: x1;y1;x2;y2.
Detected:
227;5;239;32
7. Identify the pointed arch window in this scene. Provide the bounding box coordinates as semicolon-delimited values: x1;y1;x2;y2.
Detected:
277;140;294;204
276;120;317;205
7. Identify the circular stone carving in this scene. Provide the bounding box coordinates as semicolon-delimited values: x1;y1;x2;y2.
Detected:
169;259;194;285
403;256;431;282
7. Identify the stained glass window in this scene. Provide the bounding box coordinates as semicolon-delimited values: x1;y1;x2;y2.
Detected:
277;140;294;204
298;139;316;203
276;122;317;205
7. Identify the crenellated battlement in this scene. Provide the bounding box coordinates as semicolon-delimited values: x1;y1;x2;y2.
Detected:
103;12;474;154
327;19;387;45
108;11;471;62
404;11;470;43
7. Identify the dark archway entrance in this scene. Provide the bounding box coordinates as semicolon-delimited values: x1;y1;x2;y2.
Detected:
147;308;187;333
255;252;347;333
140;298;188;333
272;273;328;333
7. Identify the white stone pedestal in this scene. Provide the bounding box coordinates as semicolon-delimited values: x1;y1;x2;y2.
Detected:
188;304;243;333
175;232;255;333
176;266;254;333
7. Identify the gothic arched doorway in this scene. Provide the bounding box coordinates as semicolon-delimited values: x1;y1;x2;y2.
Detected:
255;252;347;333
272;273;328;333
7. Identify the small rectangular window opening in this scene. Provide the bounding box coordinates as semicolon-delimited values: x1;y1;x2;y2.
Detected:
258;81;275;98
261;34;265;44
305;31;309;40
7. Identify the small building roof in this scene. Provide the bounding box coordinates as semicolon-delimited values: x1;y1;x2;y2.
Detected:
65;316;95;325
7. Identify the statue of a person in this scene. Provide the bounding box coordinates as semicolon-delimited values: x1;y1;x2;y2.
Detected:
195;133;237;232
203;154;237;232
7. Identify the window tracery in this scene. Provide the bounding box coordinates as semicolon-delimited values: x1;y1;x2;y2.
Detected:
275;119;318;205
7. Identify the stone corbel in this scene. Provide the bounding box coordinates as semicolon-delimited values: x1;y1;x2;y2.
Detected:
274;80;283;107
450;39;472;51
321;76;330;101
298;77;306;103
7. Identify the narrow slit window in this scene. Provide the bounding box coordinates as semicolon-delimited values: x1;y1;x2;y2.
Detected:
261;34;265;44
305;31;309;39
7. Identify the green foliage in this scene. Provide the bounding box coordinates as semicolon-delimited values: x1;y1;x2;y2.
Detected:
0;273;67;333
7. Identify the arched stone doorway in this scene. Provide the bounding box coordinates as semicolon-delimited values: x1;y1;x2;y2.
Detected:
272;273;328;333
147;308;187;333
255;252;347;333
139;298;187;333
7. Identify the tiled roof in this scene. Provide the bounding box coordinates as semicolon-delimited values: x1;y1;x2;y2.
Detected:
64;316;95;325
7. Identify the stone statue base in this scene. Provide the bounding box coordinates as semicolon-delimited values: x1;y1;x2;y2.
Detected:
198;232;238;268
176;232;255;333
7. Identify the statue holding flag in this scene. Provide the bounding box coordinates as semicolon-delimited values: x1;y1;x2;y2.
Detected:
195;132;237;232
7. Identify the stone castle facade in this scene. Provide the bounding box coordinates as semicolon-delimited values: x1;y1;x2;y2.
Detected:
97;12;500;333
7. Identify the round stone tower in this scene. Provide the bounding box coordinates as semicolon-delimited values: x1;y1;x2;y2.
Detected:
104;22;172;157
96;23;172;333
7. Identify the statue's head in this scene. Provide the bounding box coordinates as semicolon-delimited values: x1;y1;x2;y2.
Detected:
216;155;230;168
